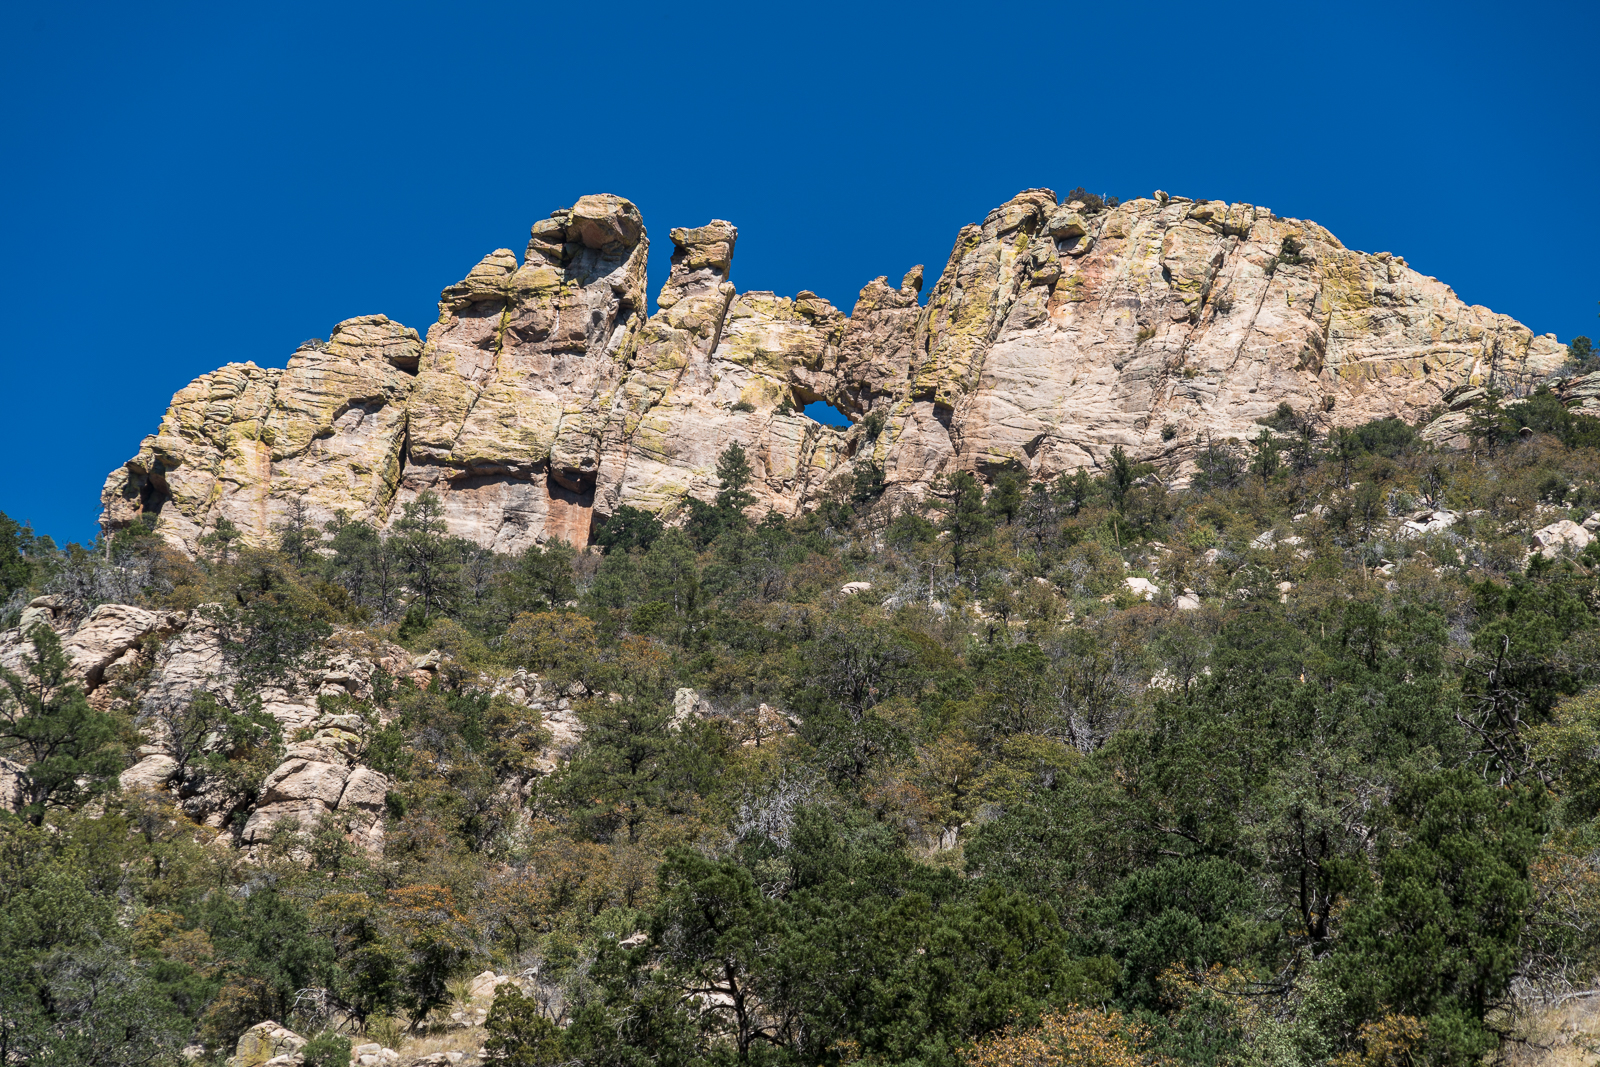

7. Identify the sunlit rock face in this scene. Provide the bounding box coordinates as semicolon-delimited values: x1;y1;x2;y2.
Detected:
103;189;1566;553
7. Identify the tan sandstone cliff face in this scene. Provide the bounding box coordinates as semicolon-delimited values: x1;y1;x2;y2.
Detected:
102;189;1568;553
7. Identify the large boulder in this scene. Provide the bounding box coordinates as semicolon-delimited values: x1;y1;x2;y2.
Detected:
241;754;392;851
1124;577;1160;601
338;765;392;852
17;595;65;636
240;758;351;844
226;1021;305;1067
120;754;179;793
1533;519;1593;558
63;604;184;689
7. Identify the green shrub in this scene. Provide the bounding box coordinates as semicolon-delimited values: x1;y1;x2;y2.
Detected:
594;504;665;555
301;1032;352;1067
1062;186;1119;212
485;986;565;1066
1330;416;1418;460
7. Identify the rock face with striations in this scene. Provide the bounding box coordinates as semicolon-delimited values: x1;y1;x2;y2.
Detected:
103;189;1569;553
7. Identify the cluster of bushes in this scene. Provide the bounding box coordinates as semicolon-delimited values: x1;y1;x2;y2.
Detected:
9;397;1600;1064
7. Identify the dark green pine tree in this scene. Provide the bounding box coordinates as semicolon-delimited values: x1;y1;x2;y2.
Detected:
941;470;992;577
0;626;125;826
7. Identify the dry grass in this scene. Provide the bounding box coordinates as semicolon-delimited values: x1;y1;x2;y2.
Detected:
352;1011;486;1065
396;1023;487;1063
1499;997;1600;1067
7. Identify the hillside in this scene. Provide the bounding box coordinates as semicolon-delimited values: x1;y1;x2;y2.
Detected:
6;191;1600;1067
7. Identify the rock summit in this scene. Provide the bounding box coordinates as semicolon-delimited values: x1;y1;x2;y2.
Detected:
102;189;1567;552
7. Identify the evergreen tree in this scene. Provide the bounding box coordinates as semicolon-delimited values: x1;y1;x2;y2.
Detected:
595;505;665;555
714;440;756;515
200;515;243;563
1249;427;1281;482
0;627;124;826
985;469;1025;524
0;827;191;1064
1107;445;1136;508
395;492;460;621
208;554;334;692
0;511;39;601
850;460;887;508
687;441;759;546
497;540;577;618
940;471;992;577
273;497;318;568
485;985;566;1066
1054;469;1093;517
1337;771;1544;1065
1467;387;1514;456
325;514;403;622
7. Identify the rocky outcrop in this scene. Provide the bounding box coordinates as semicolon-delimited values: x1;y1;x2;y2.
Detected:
0;601;614;857
1533;519;1593;559
63;603;183;689
103;188;1569;554
0;605;424;850
102;315;422;552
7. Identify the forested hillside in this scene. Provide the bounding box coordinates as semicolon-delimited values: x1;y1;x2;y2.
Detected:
9;388;1600;1067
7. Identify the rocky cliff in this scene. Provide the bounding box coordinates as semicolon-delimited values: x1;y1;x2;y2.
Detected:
101;189;1568;553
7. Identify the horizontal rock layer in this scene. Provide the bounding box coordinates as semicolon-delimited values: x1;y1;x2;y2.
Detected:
102;189;1568;552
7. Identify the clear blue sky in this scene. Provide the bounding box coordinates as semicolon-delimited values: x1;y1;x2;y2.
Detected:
2;0;1595;546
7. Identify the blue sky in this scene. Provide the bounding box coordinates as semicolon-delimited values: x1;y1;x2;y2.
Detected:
2;0;1595;546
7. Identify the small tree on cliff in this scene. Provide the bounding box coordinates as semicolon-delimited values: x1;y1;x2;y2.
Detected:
396;492;460;621
688;441;758;546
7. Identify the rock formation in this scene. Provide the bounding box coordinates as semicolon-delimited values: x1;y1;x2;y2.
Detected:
102;189;1569;553
0;599;584;847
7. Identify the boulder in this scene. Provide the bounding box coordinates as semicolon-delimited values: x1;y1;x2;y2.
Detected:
1533;519;1592;558
17;596;64;636
469;969;514;999
671;687;714;730
240;758;352;844
63;604;183;688
1400;509;1459;537
259;758;350;807
339;766;390;812
120;754;179;792
226;1021;304;1067
1124;577;1159;601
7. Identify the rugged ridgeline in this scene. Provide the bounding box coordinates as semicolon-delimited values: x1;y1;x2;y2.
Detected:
101;189;1567;554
